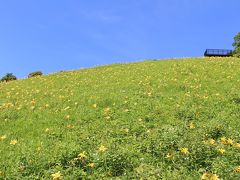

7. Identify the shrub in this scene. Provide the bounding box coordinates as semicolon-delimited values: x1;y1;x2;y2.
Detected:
1;73;17;82
28;71;43;78
233;32;240;57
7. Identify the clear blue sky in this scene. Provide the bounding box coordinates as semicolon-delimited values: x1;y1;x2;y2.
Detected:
0;0;239;78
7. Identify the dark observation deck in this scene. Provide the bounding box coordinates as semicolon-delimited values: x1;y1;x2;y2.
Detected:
204;49;232;57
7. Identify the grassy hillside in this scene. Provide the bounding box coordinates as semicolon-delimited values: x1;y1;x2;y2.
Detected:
0;57;240;179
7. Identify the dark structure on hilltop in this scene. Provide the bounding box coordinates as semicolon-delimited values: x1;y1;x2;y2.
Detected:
204;49;233;57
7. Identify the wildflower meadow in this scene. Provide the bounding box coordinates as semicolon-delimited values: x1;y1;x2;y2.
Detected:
0;57;240;179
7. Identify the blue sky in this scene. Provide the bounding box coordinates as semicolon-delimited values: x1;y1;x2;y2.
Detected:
0;0;240;78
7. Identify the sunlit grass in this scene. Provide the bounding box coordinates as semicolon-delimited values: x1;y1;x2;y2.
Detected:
0;57;240;179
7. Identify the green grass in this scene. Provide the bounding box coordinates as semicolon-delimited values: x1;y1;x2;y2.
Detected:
0;57;240;179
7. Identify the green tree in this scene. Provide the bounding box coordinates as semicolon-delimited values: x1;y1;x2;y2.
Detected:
233;32;240;57
1;73;17;82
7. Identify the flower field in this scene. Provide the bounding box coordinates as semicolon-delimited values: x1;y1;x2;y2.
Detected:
0;57;240;179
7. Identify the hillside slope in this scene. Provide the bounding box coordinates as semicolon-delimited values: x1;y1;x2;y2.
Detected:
0;57;240;179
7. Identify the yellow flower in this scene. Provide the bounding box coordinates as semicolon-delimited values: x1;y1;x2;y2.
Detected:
92;104;97;108
88;163;95;168
66;124;74;129
201;172;219;180
188;122;195;129
234;166;240;173
201;173;209;179
218;148;225;155
10;139;18;145
180;147;189;154
165;153;173;159
123;128;129;133
51;171;62;180
234;143;240;148
65;115;70;120
220;137;227;145
45;128;50;133
226;138;234;145
210;174;219;180
205;138;215;145
0;135;7;141
99;145;107;153
78;151;87;160
104;107;110;114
